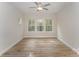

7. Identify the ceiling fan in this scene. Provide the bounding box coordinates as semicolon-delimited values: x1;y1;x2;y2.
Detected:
29;2;50;11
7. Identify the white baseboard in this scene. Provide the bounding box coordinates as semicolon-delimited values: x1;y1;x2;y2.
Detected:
0;37;23;56
24;36;57;39
58;38;79;55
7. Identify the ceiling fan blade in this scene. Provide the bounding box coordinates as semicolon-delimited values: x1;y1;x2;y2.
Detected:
34;2;39;5
38;2;42;4
43;8;48;10
44;3;50;7
29;7;36;8
34;2;42;6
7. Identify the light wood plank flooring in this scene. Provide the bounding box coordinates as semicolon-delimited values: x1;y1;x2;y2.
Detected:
2;38;79;57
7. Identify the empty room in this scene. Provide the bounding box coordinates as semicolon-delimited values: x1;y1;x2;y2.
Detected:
0;2;79;57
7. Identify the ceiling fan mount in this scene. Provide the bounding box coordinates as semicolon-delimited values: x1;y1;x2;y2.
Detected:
29;2;50;11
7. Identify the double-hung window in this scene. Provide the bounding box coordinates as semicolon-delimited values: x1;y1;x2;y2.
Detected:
45;19;52;31
28;19;35;31
37;20;44;31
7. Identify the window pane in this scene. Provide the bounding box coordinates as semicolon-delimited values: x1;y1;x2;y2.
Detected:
46;26;52;31
46;19;52;26
37;26;44;31
28;26;35;31
28;19;35;26
38;22;43;26
37;21;43;26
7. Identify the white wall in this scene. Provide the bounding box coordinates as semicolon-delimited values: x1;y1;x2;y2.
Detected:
24;15;57;38
0;3;24;55
56;3;79;51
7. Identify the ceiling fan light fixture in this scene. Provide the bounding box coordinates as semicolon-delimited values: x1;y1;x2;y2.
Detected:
37;7;43;11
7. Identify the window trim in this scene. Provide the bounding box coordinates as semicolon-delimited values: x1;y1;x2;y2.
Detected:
27;19;55;32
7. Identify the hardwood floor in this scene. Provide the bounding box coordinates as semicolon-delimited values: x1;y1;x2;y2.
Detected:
2;38;79;57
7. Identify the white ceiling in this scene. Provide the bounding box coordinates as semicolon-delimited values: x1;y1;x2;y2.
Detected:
10;2;67;17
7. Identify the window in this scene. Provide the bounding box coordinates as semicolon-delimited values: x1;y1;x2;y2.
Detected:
45;19;52;31
37;20;44;31
28;19;54;32
28;19;35;31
